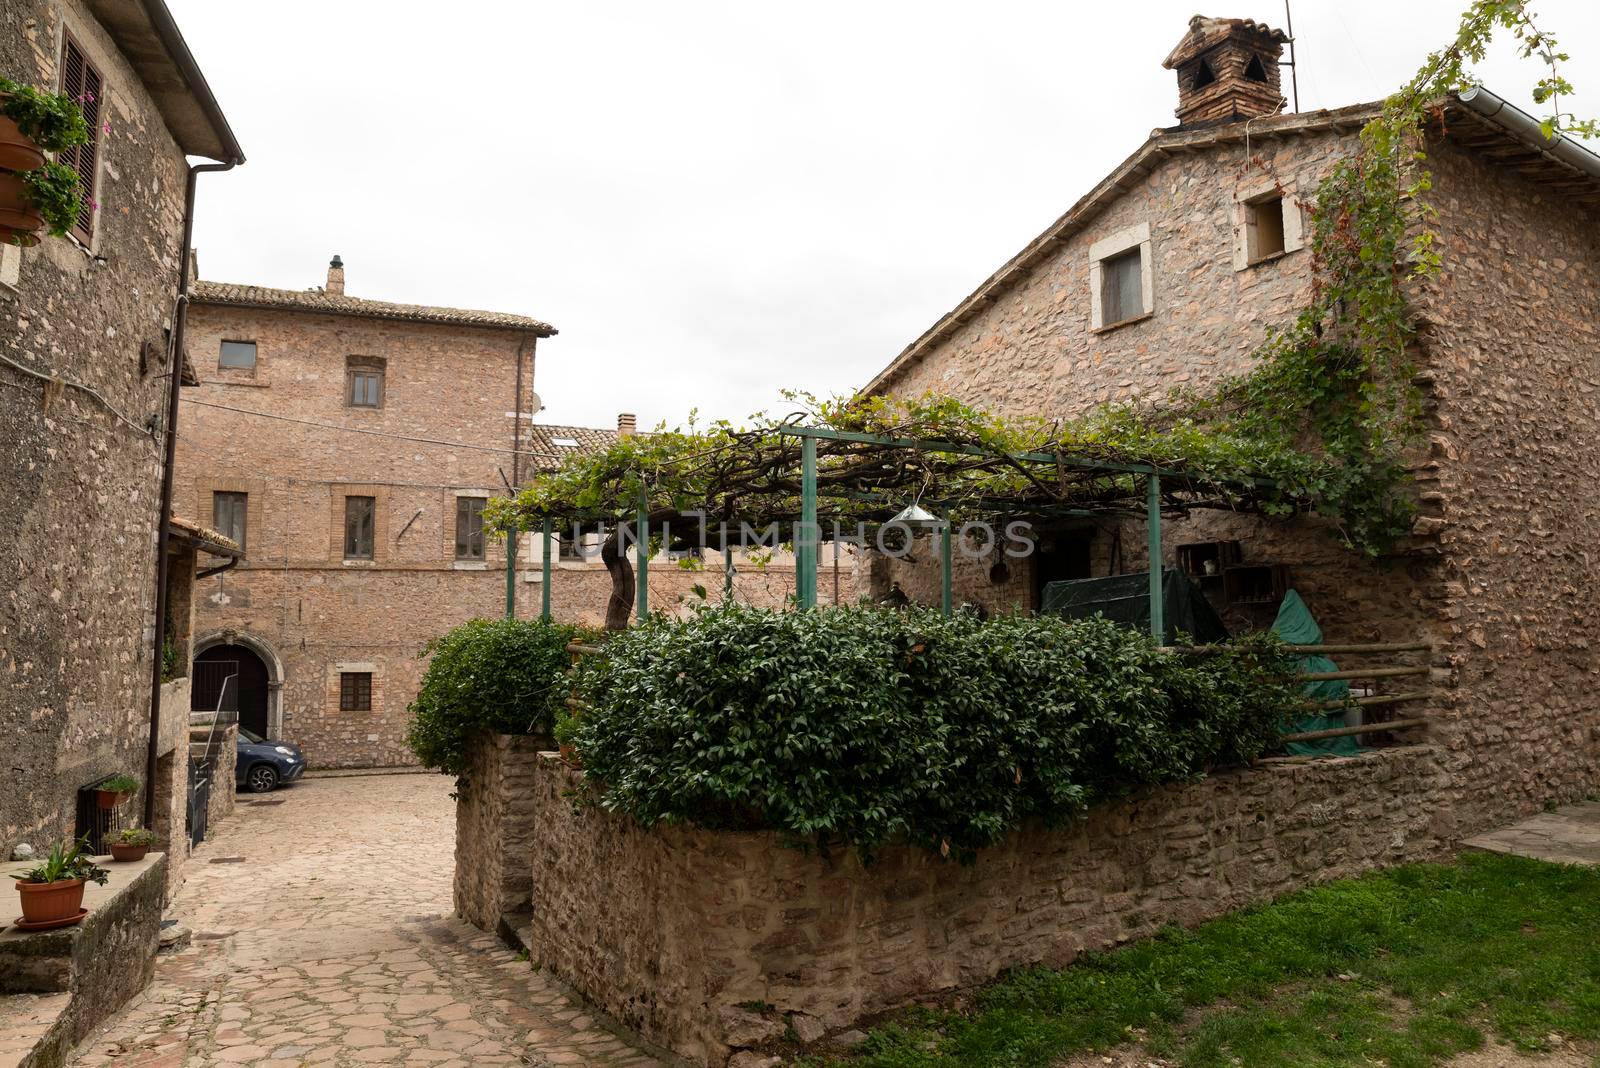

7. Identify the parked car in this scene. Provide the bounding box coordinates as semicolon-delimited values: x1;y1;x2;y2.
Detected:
235;727;306;793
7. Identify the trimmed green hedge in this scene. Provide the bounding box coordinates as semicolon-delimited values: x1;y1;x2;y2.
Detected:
572;605;1303;860
406;618;577;777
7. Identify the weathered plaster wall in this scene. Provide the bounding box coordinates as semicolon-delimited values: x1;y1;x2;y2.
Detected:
0;1;191;858
510;747;1447;1067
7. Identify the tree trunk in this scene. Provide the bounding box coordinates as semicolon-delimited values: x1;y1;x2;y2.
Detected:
601;529;635;631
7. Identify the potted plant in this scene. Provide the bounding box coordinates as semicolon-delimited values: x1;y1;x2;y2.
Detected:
553;708;582;769
0;76;89;173
95;773;140;810
0;162;82;246
109;827;156;863
13;835;108;929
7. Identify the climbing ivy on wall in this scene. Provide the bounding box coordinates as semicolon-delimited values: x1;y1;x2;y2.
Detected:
1181;0;1597;556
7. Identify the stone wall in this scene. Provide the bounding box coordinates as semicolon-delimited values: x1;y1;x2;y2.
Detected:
453;730;543;935
0;1;194;859
502;745;1447;1067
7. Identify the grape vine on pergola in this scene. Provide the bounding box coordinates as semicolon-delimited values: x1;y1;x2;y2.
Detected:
492;398;1332;635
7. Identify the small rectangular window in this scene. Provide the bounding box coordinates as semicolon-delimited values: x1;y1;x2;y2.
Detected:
1248;195;1287;262
213;491;248;550
344;495;375;560
1100;247;1144;326
558;532;587;562
219;340;257;369
347;356;385;408
455;497;486;561
339;672;372;712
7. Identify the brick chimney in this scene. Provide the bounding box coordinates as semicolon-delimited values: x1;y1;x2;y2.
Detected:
326;254;345;296
617;412;636;437
1162;16;1289;127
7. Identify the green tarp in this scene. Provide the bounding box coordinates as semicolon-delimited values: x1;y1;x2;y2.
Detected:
1272;589;1361;757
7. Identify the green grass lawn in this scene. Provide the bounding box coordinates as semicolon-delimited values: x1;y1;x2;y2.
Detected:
799;853;1600;1067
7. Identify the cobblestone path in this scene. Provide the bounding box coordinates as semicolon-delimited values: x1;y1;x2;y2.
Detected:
69;773;663;1068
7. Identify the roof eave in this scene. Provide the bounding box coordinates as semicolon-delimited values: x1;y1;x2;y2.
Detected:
86;0;244;163
190;291;557;336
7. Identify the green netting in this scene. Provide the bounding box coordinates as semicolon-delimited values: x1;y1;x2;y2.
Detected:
1272;589;1361;757
1040;570;1229;645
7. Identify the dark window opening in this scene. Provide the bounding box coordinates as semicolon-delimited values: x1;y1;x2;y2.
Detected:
339;672;372;712
558;531;587;561
219;340;256;369
213;491;248;550
1100;246;1144;326
1248;196;1287;262
57;35;101;243
344;495;375;559
1244;55;1269;82
455;497;486;561
1191;60;1216;91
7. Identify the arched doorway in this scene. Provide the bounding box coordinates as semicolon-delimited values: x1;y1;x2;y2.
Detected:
193;643;271;737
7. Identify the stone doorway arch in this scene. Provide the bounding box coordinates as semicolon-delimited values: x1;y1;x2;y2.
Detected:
193;630;285;739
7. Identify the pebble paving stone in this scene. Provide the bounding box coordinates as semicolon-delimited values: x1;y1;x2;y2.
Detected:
67;774;664;1067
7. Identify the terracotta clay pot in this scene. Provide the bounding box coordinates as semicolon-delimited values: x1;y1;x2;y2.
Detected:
558;743;582;769
110;843;149;863
95;789;127;810
0;110;46;173
0;171;43;242
15;877;86;925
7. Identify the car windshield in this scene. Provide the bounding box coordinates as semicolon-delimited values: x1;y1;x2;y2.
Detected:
239;727;267;744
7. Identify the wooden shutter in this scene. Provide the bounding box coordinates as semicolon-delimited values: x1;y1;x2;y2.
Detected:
57;34;101;242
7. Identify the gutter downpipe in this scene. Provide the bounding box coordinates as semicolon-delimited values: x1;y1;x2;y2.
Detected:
144;158;239;829
1455;85;1600;181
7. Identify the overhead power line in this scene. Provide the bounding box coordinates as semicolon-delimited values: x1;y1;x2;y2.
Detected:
180;397;568;461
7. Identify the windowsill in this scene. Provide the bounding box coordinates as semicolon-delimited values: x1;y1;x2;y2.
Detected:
214;377;269;387
341;559;376;568
347;406;385;412
1092;311;1154;335
1245;248;1292;268
452;560;488;570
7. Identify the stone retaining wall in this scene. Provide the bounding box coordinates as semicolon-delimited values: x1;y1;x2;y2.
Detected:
457;742;1449;1066
453;731;544;935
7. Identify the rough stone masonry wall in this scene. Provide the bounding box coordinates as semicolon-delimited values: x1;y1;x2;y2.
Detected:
867;126;1435;644
0;1;192;858
518;747;1448;1067
1417;137;1600;829
453;730;543;934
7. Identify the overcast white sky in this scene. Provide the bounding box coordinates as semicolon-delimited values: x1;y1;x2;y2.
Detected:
169;1;1599;432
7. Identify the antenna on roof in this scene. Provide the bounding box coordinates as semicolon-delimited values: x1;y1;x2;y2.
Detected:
1283;0;1301;112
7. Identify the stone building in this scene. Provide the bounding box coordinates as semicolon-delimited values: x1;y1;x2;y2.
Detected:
860;15;1600;833
0;0;243;862
179;261;843;769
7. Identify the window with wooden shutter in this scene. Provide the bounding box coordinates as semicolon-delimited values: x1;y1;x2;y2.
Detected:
339;672;372;712
57;34;102;243
213;491;248;551
454;497;486;561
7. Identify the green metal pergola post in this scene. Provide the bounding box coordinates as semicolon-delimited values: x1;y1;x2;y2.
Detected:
1146;474;1163;642
540;517;552;622
797;434;818;609
504;524;517;620
723;544;735;602
635;485;650;621
940;522;953;617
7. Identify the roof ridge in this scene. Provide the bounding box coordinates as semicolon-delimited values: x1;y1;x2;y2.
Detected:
191;279;556;335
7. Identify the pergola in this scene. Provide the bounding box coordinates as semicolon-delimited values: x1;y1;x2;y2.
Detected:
502;412;1299;637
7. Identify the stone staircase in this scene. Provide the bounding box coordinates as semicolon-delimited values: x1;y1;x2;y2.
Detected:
0;854;168;1068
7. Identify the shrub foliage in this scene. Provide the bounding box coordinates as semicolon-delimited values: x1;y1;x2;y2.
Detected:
573;605;1302;860
406;617;577;777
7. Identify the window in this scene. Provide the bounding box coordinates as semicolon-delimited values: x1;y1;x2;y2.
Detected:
558;530;587;562
57;35;102;243
346;356;385;408
213;491;247;550
1246;195;1287;262
1244;54;1269;83
1100;248;1144;327
339;672;372;712
1089;222;1152;331
218;340;256;369
344;495;375;559
455;497;486;561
